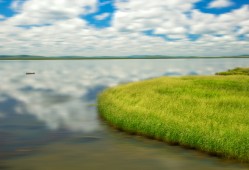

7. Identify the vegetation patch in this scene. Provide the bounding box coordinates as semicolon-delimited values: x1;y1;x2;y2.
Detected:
216;67;249;75
98;75;249;162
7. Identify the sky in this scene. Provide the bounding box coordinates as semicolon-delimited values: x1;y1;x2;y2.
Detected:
0;0;249;57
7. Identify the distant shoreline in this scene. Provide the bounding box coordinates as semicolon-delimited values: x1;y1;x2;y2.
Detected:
1;56;249;60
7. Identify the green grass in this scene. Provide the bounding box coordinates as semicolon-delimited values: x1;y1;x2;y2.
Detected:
98;75;249;162
216;67;249;75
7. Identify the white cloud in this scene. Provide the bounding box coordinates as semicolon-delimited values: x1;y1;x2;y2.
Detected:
208;0;233;8
0;0;249;56
99;1;112;6
6;0;98;25
112;0;198;38
10;0;24;11
94;12;110;20
0;14;5;19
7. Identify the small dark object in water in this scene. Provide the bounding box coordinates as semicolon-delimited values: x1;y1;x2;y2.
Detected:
26;72;35;75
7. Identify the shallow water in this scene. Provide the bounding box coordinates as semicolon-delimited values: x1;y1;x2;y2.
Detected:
0;59;248;170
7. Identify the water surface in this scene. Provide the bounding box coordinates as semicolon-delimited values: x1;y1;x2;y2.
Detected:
0;59;248;169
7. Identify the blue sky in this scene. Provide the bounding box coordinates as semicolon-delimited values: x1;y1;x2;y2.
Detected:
0;0;249;56
82;0;115;28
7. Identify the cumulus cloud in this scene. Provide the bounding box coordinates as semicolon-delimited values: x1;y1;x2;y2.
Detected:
0;0;249;56
6;0;98;25
208;0;234;8
112;0;197;34
94;12;110;20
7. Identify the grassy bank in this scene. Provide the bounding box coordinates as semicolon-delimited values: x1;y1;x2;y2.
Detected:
216;67;249;75
98;75;249;162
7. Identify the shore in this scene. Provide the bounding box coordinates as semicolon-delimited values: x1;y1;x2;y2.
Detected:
98;74;249;162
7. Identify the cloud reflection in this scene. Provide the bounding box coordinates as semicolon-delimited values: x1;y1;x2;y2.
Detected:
0;59;248;132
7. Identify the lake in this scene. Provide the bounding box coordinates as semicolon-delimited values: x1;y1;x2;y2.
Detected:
0;59;248;170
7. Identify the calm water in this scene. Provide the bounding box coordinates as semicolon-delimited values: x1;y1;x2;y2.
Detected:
0;59;248;170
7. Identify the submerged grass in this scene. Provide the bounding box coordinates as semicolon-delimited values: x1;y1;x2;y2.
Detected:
98;75;249;162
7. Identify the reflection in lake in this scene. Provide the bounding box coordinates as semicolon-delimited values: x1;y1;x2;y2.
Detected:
0;59;248;169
